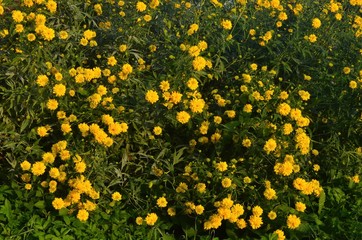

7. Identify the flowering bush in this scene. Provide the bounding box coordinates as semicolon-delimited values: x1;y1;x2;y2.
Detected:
0;0;361;239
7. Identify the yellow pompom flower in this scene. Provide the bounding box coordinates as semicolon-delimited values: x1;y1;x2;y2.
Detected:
75;161;86;173
49;168;60;179
136;2;147;12
47;99;58;110
189;98;205;113
312;18;321;28
145;90;159;104
145;213;158;226
287;214;301;229
12;10;24;23
135;216;143;225
192;56;207;71
176;111;191;124
248;215;263;229
37;126;48;137
53;84;66;97
77;209;89;222
153;126;162;135
36;75;49;87
221;177;232;188
263;139;277;154
20;160;31;171
221;19;232;30
31;161;46;176
52;198;65;210
295;202;306;212
112;192;122;201
156;197;168;208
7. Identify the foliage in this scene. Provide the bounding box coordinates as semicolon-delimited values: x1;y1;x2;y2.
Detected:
0;0;361;239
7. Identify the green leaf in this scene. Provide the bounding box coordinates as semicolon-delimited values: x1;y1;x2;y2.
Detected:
63;215;71;225
59;208;69;216
35;201;45;209
318;190;326;215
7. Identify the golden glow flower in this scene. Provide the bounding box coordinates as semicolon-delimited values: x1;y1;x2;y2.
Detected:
20;160;31;171
53;84;66;97
77;209;89;222
52;198;65;210
312;18;321;28
145;90;159;104
176;111;191;124
287;214;301;229
156;197;168;208
145;213;158;226
136;2;147;12
31;161;46;176
221;19;232;30
112;192;122;201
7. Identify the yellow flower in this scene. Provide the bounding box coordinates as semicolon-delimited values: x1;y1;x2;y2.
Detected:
145;213;158;226
248;215;263;229
176;111;191;124
287;214;301;229
59;31;68;40
192;56;207;71
188;46;200;57
107;56;117;66
215;161;228;172
252;206;263;216
308;34;317;43
263;139;277;154
25;183;32;190
236;218;247;229
136;1;147;12
176;182;188;193
36;75;49;87
119;44;127;52
37;126;48;137
264;188;277;200
61;123;72;134
112;192;122;201
187;23;199;35
274;229;286;240
75;161;86;173
221;19;232;30
295;202;306;212
12;10;24;23
156;197;168;208
159;80;170;91
349;80;358;89
49;168;60;179
77;209;89;222
277;103;291;116
122;63;133;75
42;152;55;164
145;90;159;104
221;177;232;188
153;126;162;135
47;99;58;110
195;205;204;215
31;161;46;176
298;90;310;101
135;217;143;225
46;0;57;13
53;84;66;97
189;98;205;113
52;198;65;210
196;183;206;193
242;138;252;147
312;18;321;28
268;211;277;220
243;104;252;113
20;160;31;171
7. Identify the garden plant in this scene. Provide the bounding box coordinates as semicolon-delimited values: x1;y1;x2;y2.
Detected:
0;0;361;239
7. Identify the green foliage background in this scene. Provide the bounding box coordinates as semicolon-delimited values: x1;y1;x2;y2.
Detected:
0;0;361;239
